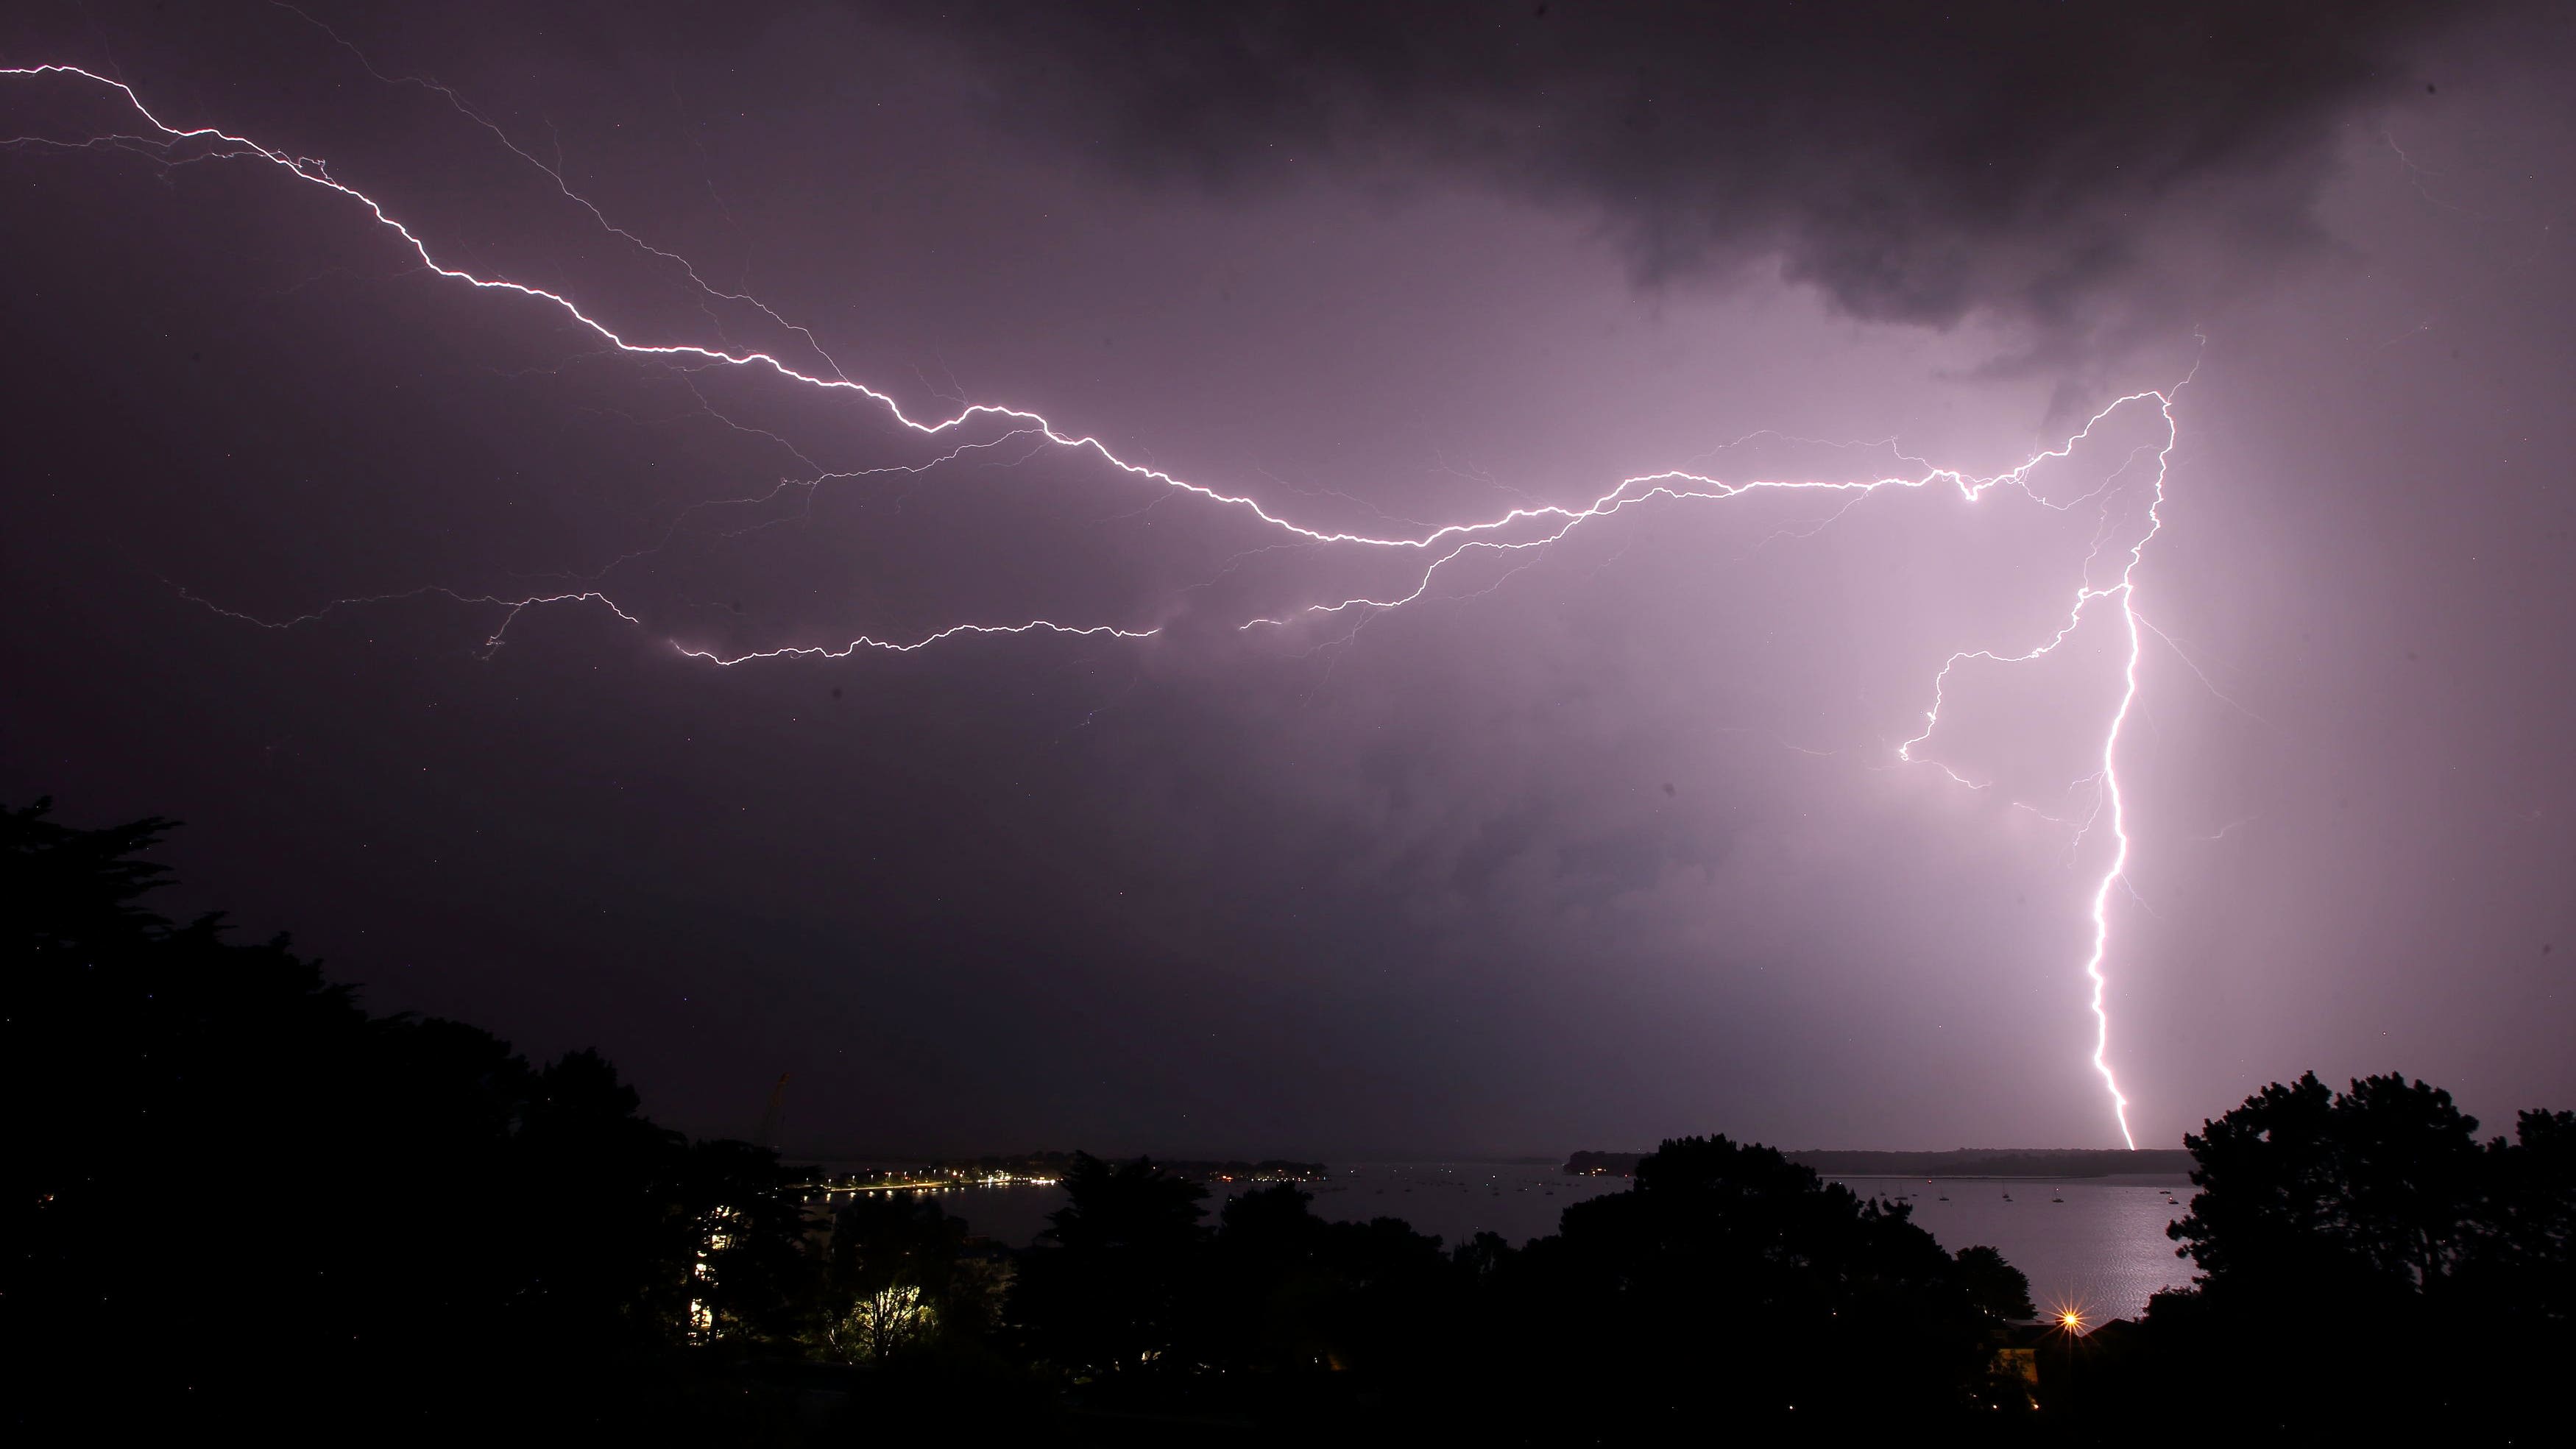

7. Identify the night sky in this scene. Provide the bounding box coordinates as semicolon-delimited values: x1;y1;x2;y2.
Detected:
4;2;2571;1158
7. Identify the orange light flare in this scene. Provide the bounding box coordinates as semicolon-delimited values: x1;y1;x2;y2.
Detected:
2045;1294;2095;1336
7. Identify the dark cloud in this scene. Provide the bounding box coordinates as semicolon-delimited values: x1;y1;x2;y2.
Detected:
891;1;2483;355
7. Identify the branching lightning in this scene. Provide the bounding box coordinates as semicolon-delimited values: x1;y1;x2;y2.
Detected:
1;60;2196;1147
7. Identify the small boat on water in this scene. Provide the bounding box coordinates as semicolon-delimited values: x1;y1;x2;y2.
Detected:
1937;1194;1950;1202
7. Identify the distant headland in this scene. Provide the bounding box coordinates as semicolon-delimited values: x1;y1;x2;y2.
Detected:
1564;1147;2195;1178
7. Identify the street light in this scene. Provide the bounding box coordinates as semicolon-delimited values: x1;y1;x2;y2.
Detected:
2048;1305;2090;1423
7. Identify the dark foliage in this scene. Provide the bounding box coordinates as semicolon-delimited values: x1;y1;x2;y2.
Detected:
0;798;2053;1439
19;797;2570;1443
1006;1136;2034;1434
1464;1136;2030;1433
1;799;821;1433
1954;1243;2039;1322
1011;1152;1211;1375
2056;1071;2576;1443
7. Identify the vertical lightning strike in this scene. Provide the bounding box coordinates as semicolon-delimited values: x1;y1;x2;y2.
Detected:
2088;594;2145;1150
2;61;2196;1145
1894;388;2182;1149
2102;390;2183;1147
2077;387;2182;1152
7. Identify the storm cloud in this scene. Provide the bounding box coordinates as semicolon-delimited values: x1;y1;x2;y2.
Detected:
896;1;2484;355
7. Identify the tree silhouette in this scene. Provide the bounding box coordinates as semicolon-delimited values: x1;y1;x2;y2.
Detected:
1480;1135;2020;1431
2123;1071;2576;1442
1;799;818;1431
2168;1071;2488;1307
18;794;2204;1439
2474;1108;2576;1325
1009;1152;1208;1375
1953;1243;2036;1321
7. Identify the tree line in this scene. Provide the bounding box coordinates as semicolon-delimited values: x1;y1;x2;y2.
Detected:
6;798;2569;1442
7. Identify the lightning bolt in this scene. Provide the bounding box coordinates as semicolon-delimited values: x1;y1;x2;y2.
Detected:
2;60;2193;1147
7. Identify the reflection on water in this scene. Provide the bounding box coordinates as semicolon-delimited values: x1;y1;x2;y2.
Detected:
852;1161;2198;1321
1841;1176;2195;1320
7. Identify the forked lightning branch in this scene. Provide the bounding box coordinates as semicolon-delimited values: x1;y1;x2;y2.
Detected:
5;60;2193;1146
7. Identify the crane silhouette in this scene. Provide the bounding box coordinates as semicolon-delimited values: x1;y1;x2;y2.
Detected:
754;1072;790;1151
